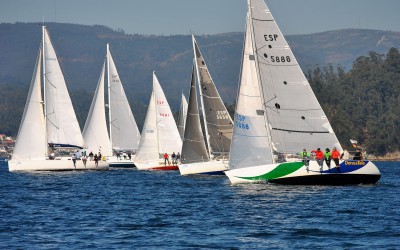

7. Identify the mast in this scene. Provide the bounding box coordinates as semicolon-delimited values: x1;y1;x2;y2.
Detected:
42;25;48;151
153;71;160;157
192;36;212;157
106;43;113;150
248;0;275;162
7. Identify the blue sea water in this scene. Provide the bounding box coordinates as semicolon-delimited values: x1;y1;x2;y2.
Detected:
0;160;398;249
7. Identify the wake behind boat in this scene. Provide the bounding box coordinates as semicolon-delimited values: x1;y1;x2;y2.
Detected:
8;26;108;171
224;0;380;185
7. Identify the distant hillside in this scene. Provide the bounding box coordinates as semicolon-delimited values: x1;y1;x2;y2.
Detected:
1;23;399;107
1;22;400;147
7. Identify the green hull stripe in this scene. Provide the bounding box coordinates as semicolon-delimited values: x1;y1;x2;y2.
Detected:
239;162;304;181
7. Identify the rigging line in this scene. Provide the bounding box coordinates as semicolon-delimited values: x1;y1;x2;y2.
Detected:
271;127;330;134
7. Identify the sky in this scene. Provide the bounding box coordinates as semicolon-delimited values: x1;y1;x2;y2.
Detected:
1;0;400;35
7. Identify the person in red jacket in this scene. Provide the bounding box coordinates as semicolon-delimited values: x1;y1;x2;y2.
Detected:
315;148;324;173
331;147;341;172
163;153;170;166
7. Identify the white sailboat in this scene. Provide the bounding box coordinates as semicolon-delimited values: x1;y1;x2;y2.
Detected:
178;35;233;175
177;93;188;140
83;44;140;167
8;26;108;171
82;60;113;159
134;72;182;170
224;0;381;185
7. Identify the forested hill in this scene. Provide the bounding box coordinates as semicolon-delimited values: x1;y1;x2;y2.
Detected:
0;22;400;155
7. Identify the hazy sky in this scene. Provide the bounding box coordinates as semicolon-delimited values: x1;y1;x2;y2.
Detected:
1;0;399;35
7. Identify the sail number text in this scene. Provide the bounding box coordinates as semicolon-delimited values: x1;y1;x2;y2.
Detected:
270;56;291;63
264;34;278;41
235;114;249;130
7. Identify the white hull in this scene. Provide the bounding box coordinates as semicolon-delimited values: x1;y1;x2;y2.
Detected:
8;158;109;171
225;160;381;185
179;160;228;175
107;156;135;168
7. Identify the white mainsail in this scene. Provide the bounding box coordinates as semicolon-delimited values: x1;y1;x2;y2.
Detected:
107;44;141;151
82;61;113;156
135;72;182;162
12;48;47;160
230;0;341;170
43;27;84;148
177;93;188;140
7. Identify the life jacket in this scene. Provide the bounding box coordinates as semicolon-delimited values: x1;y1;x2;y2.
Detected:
316;150;324;159
331;150;340;159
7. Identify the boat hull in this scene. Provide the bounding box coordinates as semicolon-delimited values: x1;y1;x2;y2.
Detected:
107;156;136;168
135;160;178;171
179;160;228;175
8;158;109;171
225;160;380;185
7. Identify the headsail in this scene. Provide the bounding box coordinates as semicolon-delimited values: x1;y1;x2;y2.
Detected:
12;48;47;160
153;72;182;155
177;93;188;140
82;61;113;156
229;11;273;169
192;35;233;156
43;26;84;148
248;0;341;154
107;44;141;151
181;65;209;164
134;89;159;162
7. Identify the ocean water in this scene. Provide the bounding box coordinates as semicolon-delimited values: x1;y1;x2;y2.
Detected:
0;161;398;249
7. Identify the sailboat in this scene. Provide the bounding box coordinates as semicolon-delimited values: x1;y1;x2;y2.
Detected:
178;35;233;175
134;72;182;170
83;44;140;168
177;93;188;140
8;26;108;171
224;0;381;185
